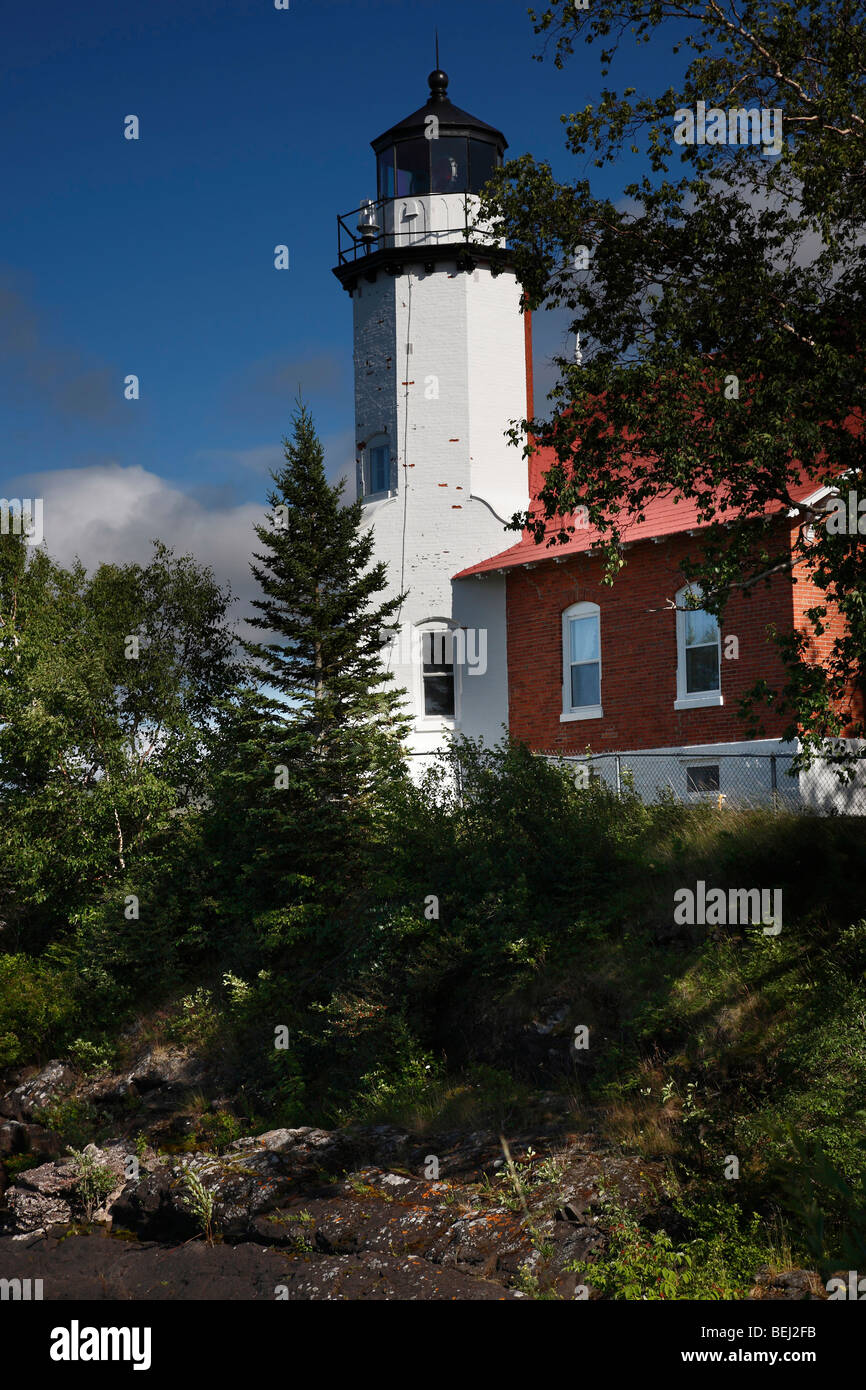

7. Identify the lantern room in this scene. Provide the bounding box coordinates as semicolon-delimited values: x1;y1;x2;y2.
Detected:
334;68;512;276
373;68;507;200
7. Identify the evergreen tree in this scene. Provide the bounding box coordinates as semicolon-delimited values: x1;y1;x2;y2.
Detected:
248;402;409;770
207;402;410;933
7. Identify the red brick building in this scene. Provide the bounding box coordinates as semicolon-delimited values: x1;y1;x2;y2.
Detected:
451;457;859;808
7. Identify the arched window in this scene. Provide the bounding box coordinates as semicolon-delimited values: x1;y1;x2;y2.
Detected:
675;585;723;708
561;601;602;720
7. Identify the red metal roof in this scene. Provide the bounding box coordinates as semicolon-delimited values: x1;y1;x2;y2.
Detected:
454;456;826;579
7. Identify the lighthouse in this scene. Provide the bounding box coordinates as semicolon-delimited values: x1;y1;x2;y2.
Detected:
332;67;532;765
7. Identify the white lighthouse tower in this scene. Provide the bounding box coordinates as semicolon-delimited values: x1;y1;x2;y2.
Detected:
333;66;531;765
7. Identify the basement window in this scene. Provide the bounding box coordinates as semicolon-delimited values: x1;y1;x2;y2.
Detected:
686;764;720;794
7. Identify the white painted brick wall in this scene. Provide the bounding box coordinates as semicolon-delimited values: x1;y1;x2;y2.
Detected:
350;241;528;753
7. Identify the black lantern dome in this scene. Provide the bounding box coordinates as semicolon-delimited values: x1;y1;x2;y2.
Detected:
372;69;508;202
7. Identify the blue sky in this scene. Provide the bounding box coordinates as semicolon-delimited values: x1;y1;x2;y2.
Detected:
1;0;685;611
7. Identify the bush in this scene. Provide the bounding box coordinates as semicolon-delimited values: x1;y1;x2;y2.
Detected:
67;1147;117;1221
573;1194;770;1299
0;954;78;1065
36;1099;99;1150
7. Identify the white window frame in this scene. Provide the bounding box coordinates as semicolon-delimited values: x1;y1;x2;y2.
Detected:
414;618;459;726
561;601;603;721
675;585;724;710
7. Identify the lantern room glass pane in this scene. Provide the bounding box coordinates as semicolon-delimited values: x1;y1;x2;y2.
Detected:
395;140;429;196
431;137;468;192
469;139;499;192
377;149;395;200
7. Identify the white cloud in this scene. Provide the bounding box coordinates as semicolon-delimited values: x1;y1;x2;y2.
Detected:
9;448;367;640
11;463;264;631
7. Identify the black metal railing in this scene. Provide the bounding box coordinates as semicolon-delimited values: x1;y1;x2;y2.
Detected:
336;195;503;267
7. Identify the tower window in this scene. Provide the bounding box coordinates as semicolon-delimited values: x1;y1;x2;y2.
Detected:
365;444;390;496
684;607;720;693
421;629;455;717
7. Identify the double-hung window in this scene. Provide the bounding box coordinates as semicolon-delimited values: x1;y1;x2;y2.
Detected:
561;602;602;720
421;627;455;718
675;585;723;708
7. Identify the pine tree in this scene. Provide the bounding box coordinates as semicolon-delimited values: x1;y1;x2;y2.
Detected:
235;401;411;895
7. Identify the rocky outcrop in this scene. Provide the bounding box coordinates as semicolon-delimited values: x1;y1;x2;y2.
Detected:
0;1062;75;1123
4;1158;78;1233
0;1121;667;1297
0;1119;62;1160
2;1141;136;1234
123;1048;210;1095
1;1119;60;1158
0;1058;829;1301
750;1267;826;1300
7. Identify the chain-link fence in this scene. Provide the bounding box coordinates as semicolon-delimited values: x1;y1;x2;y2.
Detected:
533;748;866;815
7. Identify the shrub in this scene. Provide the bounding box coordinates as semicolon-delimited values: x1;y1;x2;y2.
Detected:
67;1147;117;1221
36;1099;98;1150
572;1194;768;1300
0;954;77;1065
